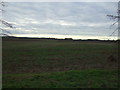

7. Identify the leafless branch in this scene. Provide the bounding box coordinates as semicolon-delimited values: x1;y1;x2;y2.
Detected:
107;15;120;20
0;19;14;28
0;27;11;34
0;9;5;12
110;21;118;28
0;1;5;7
0;33;9;36
109;28;118;36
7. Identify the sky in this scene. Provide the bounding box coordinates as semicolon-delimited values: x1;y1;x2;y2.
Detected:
1;2;118;40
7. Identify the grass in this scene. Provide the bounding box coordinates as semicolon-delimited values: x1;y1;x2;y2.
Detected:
2;38;119;88
3;70;118;88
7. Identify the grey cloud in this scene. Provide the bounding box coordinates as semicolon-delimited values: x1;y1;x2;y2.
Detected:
2;2;118;36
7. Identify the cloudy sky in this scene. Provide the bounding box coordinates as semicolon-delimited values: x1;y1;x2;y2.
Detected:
2;2;118;39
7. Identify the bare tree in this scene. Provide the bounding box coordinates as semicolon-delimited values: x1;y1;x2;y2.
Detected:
0;1;15;36
107;1;120;37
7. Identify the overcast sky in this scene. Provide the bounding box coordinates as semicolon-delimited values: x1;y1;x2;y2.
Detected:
2;2;118;38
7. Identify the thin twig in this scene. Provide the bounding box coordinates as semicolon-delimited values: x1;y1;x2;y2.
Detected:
109;28;118;36
110;21;118;29
0;27;11;34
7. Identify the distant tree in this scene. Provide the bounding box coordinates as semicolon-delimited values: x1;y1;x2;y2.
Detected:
65;38;73;40
0;1;15;36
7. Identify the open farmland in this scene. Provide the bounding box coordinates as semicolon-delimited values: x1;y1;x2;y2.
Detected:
2;38;119;88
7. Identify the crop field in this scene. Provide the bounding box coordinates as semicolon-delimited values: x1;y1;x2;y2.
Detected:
2;38;119;88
